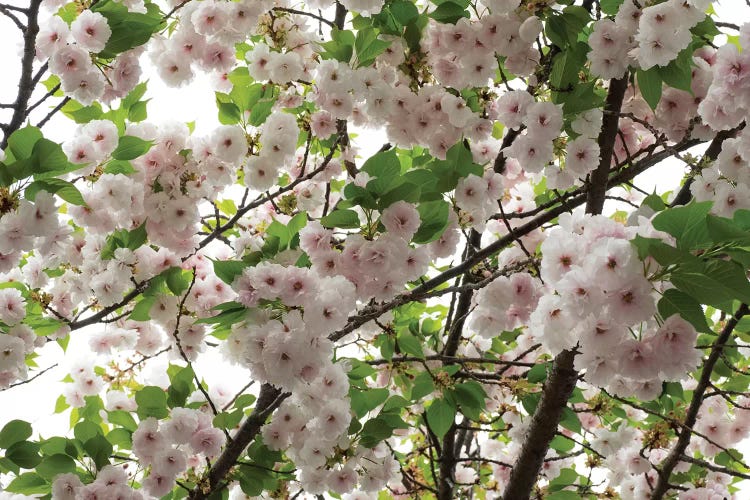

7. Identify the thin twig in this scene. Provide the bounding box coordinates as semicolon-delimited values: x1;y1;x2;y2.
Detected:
3;364;58;390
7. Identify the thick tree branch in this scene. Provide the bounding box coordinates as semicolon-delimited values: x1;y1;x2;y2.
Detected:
671;125;743;207
189;384;288;499
0;3;25;32
1;0;42;149
650;303;749;499
436;231;481;499
585;77;629;215
501;76;628;500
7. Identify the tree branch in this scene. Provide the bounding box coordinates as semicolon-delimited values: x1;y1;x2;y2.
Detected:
650;303;749;499
189;384;288;499
670;125;743;207
1;0;42;149
501;75;628;500
273;6;335;28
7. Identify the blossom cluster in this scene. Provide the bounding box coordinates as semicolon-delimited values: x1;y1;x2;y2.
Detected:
698;24;750;132
634;0;705;70
532;213;705;399
423;12;541;88
0;321;43;388
52;406;226;498
65;118;245;254
151;0;274;88
52;465;144;500
37;10;145;105
0;191;61;274
224;260;399;493
690;126;750;218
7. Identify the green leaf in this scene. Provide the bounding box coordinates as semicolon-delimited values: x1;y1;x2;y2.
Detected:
658;288;711;333
378;181;421;209
135;386;169;419
128;100;148;122
354;27;391;67
549;434;575;453
600;0;625;15
359;414;401;448
320;28;355;63
413;200;450;244
61;100;104;123
54;395;69;414
546;7;590;48
637;68;663;111
26;179;86;206
0;420;32;449
122;82;148;109
428;141;483;192
24;316;64;337
428;1;469;24
549;468;579;491
92;0;163;58
560;407;581;434
522;393;541;414
343;183;378;209
547;491;583;500
7;126;42;160
249;95;277;126
36;454;76;480
346;359;376;380
264;212;307;251
112;135;153;160
672;260;750;311
101;221;148;259
362;150;401;179
527;363;549;383
5;441;41;468
550;42;587;89
630;236;697;267
103;159;136;175
106;428;132;449
5;472;47;495
29;138;69;174
129;295;155;321
706;214;750;245
320;209;360;229
108;410;138;432
452;381;487;412
651;201;713;250
83;434;112;470
195;304;248;331
212;259;247;285
410;371;435;400
217;93;242;125
693;15;719;37
228;67;253;87
74;421;101;443
350;387;390;418
167;365;194;408
389;0;419;25
397;330;424;358
559;81;605;115
426;398;456;439
657;48;693;92
382;395;410;413
165;267;191;296
642;193;666;212
213;410;244;430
